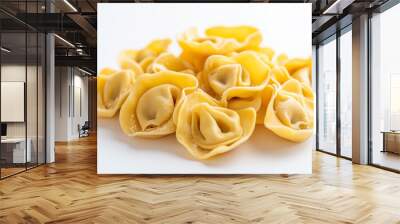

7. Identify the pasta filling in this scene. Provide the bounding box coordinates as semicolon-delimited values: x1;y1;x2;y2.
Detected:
136;84;180;131
275;96;309;130
191;103;242;149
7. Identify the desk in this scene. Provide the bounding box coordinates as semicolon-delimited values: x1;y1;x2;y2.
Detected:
381;131;400;154
1;138;31;163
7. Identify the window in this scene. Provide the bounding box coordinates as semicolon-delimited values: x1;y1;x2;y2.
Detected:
0;2;46;179
370;3;400;171
317;36;337;154
339;28;352;158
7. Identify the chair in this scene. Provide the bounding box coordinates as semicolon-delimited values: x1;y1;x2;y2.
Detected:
78;121;90;138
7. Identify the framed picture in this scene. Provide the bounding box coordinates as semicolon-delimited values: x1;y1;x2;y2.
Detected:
97;3;313;174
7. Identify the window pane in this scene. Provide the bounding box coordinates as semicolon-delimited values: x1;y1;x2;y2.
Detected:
1;31;27;178
371;3;400;171
318;37;337;154
27;31;38;169
340;29;352;158
38;33;46;165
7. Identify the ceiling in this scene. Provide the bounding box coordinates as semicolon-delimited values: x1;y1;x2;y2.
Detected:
0;0;393;73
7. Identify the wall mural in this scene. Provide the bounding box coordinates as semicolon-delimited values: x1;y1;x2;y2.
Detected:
97;3;314;174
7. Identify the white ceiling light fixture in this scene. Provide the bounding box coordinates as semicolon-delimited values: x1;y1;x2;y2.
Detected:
323;0;355;15
76;48;84;55
54;34;75;48
78;67;93;76
1;47;11;53
63;0;78;12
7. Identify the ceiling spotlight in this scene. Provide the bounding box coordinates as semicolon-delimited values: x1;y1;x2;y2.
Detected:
1;47;11;53
63;0;78;12
54;34;75;48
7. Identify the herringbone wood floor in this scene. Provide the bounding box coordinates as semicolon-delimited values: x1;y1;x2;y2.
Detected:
1;135;400;224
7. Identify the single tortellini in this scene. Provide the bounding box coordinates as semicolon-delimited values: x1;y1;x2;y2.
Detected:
177;26;261;72
199;51;270;96
285;57;312;86
275;54;312;86
178;27;240;56
264;79;314;142
205;25;262;51
98;68;135;118
117;49;144;76
198;51;271;123
146;52;194;74
119;71;198;138
283;57;312;74
118;38;172;75
174;89;256;160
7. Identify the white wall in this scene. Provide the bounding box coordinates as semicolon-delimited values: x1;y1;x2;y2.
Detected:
71;73;89;138
55;67;70;141
54;67;89;141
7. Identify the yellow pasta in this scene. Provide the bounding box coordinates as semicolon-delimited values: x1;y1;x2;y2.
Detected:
252;46;275;61
178;26;262;72
119;71;198;138
118;38;172;74
198;51;271;124
98;68;135;118
264;79;314;142
199;51;270;95
270;66;291;85
174;89;256;160
276;55;312;86
178;27;239;56
146;52;194;74
179;50;209;73
98;25;315;161
205;25;262;51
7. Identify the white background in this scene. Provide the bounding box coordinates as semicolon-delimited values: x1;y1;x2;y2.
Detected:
97;3;313;174
98;3;311;70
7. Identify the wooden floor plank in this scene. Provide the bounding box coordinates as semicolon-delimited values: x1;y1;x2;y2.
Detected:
1;135;400;223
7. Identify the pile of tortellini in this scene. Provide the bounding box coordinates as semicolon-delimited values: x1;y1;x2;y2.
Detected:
98;25;314;160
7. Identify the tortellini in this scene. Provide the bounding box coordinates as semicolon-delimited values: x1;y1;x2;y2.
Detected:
283;57;312;75
270;65;291;85
98;68;136;118
174;90;256;160
205;25;262;51
198;51;271;124
118;38;172;74
98;25;315;161
264;79;314;142
119;71;198;138
178;26;262;72
146;52;194;74
275;54;312;87
178;27;239;56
